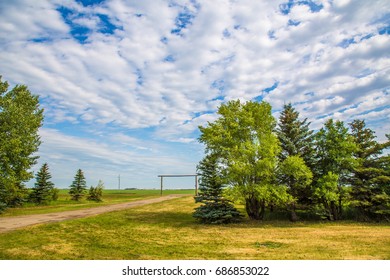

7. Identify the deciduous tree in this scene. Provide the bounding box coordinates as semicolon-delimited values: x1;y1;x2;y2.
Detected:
199;100;286;220
0;76;44;207
313;119;357;220
278;155;312;221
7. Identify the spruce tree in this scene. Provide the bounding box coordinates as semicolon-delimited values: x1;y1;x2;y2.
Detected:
30;163;55;205
193;153;243;224
277;103;314;166
69;169;87;201
277;103;314;210
349;120;390;220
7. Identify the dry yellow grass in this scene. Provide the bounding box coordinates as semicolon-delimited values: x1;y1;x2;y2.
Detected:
1;196;389;260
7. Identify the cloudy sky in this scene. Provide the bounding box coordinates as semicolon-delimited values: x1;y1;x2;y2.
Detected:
1;0;389;189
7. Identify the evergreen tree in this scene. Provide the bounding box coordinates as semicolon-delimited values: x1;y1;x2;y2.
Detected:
277;103;314;166
87;180;104;202
69;169;87;201
0;76;44;207
193;153;242;224
349;120;390;220
30;163;55;205
277;103;315;210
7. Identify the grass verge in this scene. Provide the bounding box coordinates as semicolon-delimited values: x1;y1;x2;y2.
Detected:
0;196;389;260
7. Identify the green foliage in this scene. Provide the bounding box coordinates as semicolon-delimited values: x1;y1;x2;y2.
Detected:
199;100;286;220
30;163;56;205
312;119;357;220
277;103;314;166
314;119;357;180
313;172;341;220
87;180;104;202
51;188;59;201
69;169;87;201
279;155;313;221
0;76;44;207
193;154;242;224
279;155;313;195
349;120;390;221
0;201;6;213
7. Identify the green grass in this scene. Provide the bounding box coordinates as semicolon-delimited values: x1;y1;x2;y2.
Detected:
1;196;389;260
1;189;194;217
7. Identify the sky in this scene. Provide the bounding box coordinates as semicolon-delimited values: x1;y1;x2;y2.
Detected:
0;0;389;189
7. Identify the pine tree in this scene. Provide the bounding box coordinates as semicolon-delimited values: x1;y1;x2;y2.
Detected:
30;163;55;205
349;120;390;220
193;153;243;224
69;169;87;201
277;103;314;210
277;103;314;166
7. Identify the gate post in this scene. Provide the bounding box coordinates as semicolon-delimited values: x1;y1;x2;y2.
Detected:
160;176;163;196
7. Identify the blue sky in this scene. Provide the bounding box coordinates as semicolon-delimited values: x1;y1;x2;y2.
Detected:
0;0;389;189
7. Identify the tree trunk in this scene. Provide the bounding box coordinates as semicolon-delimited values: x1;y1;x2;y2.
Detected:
289;202;298;222
338;195;343;220
330;201;339;221
245;196;264;220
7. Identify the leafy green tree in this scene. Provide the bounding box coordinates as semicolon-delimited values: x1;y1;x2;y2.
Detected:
277;103;315;165
0;76;44;208
278;155;313;221
199;100;286;220
69;169;87;201
313;119;357;220
30;163;56;205
193;153;243;224
313;171;341;220
87;180;104;202
349;120;390;220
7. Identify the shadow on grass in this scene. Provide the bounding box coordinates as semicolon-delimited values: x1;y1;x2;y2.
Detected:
121;209;360;230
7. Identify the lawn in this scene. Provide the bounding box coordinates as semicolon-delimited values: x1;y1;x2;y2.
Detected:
0;196;389;260
1;189;194;217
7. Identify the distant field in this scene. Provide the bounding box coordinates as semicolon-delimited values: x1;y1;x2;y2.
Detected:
1;189;194;217
0;196;389;260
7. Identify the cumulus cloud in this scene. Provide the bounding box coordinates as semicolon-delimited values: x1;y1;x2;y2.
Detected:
1;0;389;186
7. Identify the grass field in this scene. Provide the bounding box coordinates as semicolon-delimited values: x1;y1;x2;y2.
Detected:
1;196;389;260
1;189;194;217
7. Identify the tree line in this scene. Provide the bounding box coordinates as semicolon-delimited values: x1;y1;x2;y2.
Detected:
194;100;389;223
0;77;103;213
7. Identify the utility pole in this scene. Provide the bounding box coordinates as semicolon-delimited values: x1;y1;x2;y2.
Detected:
118;174;121;190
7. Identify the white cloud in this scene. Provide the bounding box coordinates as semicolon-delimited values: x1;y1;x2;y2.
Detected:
1;0;389;187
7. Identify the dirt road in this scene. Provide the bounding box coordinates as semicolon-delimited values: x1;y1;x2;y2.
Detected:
0;195;186;233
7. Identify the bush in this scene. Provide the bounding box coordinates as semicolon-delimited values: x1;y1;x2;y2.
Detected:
87;180;104;202
0;202;7;214
51;188;59;201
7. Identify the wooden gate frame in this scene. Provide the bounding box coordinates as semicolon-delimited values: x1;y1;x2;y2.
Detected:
157;174;199;196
